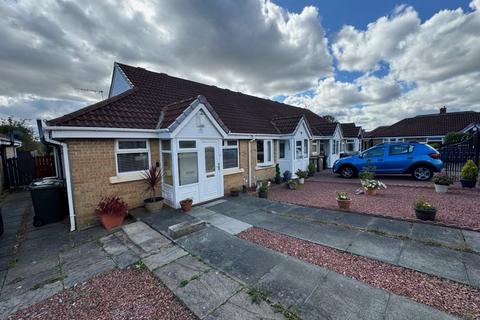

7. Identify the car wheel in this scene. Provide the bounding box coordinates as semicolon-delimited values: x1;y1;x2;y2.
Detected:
340;166;356;179
412;166;433;181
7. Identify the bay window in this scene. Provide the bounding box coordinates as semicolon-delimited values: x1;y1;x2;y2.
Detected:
116;139;150;174
222;140;239;169
257;139;273;166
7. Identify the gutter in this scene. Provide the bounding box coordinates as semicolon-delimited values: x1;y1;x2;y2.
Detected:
38;120;76;232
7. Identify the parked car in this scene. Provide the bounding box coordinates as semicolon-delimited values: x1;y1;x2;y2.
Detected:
333;142;443;181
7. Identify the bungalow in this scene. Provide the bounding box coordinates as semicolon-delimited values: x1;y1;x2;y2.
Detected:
340;123;362;153
40;63;344;230
363;107;480;149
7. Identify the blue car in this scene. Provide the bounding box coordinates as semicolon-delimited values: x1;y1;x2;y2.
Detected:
333;142;443;181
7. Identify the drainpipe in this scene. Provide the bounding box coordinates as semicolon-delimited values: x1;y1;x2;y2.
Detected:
248;135;256;188
38;120;76;231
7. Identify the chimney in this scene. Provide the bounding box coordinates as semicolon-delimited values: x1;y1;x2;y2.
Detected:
440;106;447;114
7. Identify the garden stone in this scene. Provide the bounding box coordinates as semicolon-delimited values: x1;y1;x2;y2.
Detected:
153;255;210;291
143;244;188;271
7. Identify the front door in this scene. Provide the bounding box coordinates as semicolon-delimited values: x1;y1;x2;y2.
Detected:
200;140;222;202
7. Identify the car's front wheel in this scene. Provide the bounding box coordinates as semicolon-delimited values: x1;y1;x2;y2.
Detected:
340;165;356;179
412;165;433;181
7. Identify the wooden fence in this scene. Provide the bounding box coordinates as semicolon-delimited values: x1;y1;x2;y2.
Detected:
3;151;56;188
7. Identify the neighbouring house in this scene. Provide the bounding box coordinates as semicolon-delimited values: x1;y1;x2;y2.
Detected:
40;62;344;230
362;107;480;149
340;123;362;153
0;134;22;191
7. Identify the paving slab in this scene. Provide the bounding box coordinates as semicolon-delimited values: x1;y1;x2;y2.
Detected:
188;206;218;219
367;217;413;237
385;295;459;320
202;199;227;208
411;223;465;248
334;211;376;229
301;223;357;251
348;231;404;264
462;230;480;253
264;202;299;214
174;270;240;319
215;219;251;235
205;290;283;320
143;244;188;271
461;252;480;289
111;250;139;269
302;271;389;320
62;258;115;288
257;256;329;307
168;220;207;239
142;208;197;234
398;241;469;286
154;255;211;291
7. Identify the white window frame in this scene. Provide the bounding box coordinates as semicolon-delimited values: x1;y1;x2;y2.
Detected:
115;139;151;175
279;140;287;160
222;140;239;170
177;140;199;186
257;139;274;166
311;141;319;155
161;139;173;186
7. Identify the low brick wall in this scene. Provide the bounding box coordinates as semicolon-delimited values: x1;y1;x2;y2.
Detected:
68;139;160;229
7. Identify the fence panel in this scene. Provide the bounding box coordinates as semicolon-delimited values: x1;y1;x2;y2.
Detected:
440;133;480;180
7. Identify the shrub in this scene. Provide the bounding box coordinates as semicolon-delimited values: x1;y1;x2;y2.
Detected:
358;167;375;180
141;165;163;201
413;198;436;211
275;164;282;184
295;169;307;179
336;191;351;201
95;196;128;217
287;179;297;190
258;185;268;193
432;172;453;186
308;162;315;174
283;170;292;182
460;160;478;180
444;132;468;145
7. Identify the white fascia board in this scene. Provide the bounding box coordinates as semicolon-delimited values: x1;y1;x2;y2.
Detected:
312;135;333;139
45;124;167;139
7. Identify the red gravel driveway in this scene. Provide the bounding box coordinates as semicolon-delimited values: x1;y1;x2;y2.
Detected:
269;180;480;230
8;268;196;320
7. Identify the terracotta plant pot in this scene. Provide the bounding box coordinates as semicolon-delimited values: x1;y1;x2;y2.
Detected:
337;199;352;209
460;179;477;188
365;188;377;196
144;197;164;213
180;200;193;212
99;214;126;231
415;208;437;221
434;184;449;194
258;191;268;199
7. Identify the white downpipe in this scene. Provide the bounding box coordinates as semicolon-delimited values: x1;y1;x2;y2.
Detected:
248;136;255;188
43;128;76;232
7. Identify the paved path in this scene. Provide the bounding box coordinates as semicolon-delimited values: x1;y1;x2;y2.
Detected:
205;195;480;289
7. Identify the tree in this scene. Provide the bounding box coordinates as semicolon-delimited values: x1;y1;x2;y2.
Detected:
0;117;42;152
443;132;468;145
322;114;337;123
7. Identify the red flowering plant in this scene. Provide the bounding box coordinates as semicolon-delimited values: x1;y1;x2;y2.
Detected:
95;196;128;217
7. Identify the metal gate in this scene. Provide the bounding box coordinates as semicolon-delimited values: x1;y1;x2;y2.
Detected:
439;133;480;180
2;151;56;188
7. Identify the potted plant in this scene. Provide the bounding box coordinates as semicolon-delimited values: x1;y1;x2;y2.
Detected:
95;196;128;230
460;160;478;188
413;198;437;221
258;184;269;199
287;179;297;190
274;164;282;184
142;166;164;213
283;170;291;182
432;172;453;193
180;198;193;212
230;187;240;197
361;179;387;196
307;162;315;177
296;169;307;184
336;191;352;209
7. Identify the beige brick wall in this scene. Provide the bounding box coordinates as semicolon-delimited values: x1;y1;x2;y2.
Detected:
68;139;160;229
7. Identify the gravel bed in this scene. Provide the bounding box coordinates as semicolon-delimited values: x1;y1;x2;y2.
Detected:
239;227;480;319
269;180;480;230
8;268;197;320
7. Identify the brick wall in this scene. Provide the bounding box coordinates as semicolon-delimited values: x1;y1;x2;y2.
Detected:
67;139;160;229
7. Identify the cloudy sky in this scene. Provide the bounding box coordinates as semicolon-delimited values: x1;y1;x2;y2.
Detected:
1;0;479;130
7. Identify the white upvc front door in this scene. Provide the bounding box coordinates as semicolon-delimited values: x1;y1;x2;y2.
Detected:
199;139;223;202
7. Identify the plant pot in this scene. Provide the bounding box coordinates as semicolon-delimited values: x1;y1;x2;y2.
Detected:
144;196;164;213
180;200;193;212
336;199;352;209
460;179;477;188
258;191;268;199
230;190;240;197
365;188;377;196
434;184;449;194
99;214;126;231
415;208;437;221
298;178;305;185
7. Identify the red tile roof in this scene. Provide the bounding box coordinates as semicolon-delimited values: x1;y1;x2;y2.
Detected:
48;63;334;135
367;111;480;138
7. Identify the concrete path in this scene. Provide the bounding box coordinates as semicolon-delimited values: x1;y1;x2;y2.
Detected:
207;195;480;289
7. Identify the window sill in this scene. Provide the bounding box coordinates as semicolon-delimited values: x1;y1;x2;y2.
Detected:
223;168;244;176
109;171;145;184
255;164;274;170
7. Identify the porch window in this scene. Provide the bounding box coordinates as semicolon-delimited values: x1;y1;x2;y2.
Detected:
178;152;198;185
279;141;286;159
222;140;239;169
296;141;302;159
303;139;308;158
311;141;318;155
116;139;150;174
257;140;273;166
161;139;173;185
345;139;355;152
